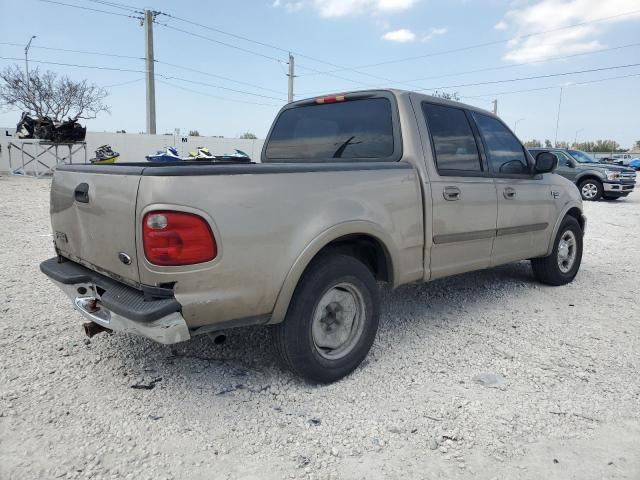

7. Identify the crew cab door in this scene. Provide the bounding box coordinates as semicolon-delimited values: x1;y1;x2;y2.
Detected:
471;113;555;264
417;101;498;279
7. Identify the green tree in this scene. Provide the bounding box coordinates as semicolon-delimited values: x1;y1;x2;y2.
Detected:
240;132;257;139
189;130;200;137
544;139;552;148
633;140;640;151
524;139;541;147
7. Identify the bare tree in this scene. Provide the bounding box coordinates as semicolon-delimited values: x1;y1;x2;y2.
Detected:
0;64;109;121
432;90;461;101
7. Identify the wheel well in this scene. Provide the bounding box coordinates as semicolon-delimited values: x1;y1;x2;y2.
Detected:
315;234;392;284
565;207;585;232
577;175;602;186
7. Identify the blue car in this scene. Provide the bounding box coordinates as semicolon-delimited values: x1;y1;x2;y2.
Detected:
629;158;640;171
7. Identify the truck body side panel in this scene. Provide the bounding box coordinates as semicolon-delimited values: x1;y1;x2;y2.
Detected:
135;164;424;327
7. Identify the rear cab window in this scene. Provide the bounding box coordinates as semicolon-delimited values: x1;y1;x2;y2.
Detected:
263;93;401;163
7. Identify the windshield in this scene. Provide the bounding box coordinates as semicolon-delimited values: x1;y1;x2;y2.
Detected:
568;150;598;163
264;97;395;162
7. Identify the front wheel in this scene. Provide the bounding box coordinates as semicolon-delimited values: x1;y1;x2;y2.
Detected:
578;179;603;201
531;216;583;286
272;253;380;383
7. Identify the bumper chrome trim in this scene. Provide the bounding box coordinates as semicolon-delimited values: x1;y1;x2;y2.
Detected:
52;279;190;344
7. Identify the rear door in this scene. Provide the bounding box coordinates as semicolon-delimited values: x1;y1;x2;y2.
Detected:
419;101;498;279
471;113;555;264
50;166;143;285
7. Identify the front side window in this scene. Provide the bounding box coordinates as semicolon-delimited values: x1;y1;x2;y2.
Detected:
264;98;394;162
555;151;573;167
422;103;482;173
473;113;529;175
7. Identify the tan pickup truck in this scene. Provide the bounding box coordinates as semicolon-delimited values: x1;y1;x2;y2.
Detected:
41;90;586;383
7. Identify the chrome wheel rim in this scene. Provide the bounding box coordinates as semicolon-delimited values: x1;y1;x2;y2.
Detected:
311;282;366;360
581;183;598;199
557;230;577;273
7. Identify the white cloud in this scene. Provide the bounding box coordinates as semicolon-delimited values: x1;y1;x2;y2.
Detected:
382;28;416;42
377;0;417;12
497;0;640;63
285;1;304;12
311;0;417;18
422;27;447;41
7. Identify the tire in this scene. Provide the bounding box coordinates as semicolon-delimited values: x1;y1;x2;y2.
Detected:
272;253;380;383
531;216;583;286
578;179;603;201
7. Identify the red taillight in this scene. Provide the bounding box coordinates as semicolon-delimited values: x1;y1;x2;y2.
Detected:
143;211;217;266
315;94;346;104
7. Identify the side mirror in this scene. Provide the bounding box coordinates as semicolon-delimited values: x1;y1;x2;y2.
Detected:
534;151;557;173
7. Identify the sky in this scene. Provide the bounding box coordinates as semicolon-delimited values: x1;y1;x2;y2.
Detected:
1;0;639;147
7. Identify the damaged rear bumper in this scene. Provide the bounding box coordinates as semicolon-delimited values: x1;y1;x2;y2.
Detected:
40;257;190;344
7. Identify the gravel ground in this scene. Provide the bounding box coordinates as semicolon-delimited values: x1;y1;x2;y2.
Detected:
1;175;639;480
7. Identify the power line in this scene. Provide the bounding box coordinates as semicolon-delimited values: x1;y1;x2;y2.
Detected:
103;77;145;88
0;56;147;73
155;60;284;94
156;80;281;107
153;22;285;64
461;72;640;99
86;0;140;13
299;8;640;75
0;56;287;101
160;11;420;88
0;41;144;60
159;76;285;101
415;63;640;92
402;42;640;83
0;41;285;93
37;0;143;19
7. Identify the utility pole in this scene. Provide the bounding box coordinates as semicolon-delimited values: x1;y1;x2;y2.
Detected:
491;99;498;115
24;35;36;98
514;118;524;135
574;128;584;146
287;53;295;103
554;87;563;147
144;10;157;134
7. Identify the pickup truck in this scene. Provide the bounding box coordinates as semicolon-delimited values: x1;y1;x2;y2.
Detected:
41;90;586;383
528;148;636;200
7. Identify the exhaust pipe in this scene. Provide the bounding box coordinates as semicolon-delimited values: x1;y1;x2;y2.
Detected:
83;322;112;338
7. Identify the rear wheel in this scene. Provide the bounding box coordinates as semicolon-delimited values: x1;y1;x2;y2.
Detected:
531;216;583;286
578;179;603;201
272;253;380;383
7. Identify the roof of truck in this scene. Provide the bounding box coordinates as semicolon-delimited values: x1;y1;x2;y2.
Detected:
291;88;496;118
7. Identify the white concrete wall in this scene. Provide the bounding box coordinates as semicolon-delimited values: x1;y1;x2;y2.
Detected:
0;127;264;174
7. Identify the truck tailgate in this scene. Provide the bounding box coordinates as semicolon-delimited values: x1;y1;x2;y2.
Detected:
50;167;143;286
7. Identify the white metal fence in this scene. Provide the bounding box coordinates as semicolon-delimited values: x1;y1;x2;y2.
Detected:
0;127;264;174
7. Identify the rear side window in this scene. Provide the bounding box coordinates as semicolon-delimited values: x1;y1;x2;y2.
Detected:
264;98;394;162
473;113;529;175
422;103;482;174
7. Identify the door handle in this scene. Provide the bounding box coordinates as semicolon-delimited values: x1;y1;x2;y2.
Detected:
503;187;517;199
74;183;90;203
443;186;461;201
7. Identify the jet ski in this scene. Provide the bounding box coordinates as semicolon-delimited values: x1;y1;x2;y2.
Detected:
146;146;181;163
